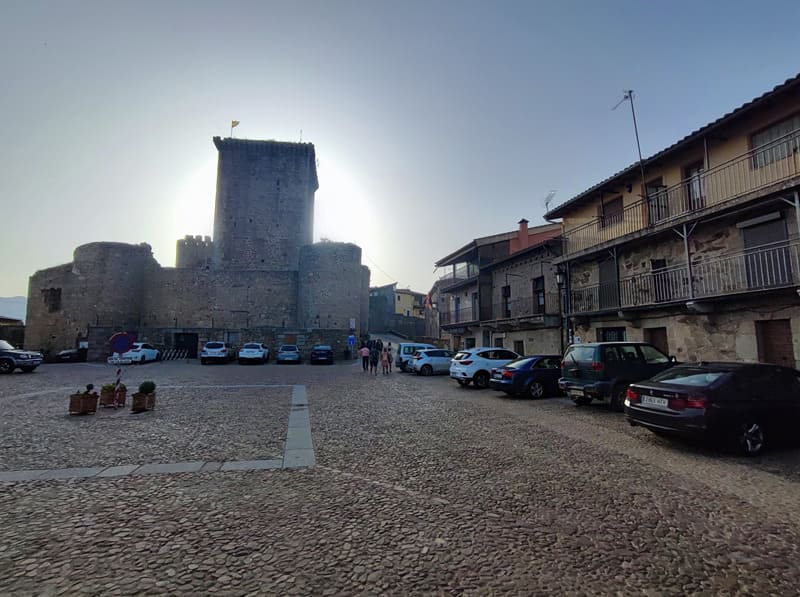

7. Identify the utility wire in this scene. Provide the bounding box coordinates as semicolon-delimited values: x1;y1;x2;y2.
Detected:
362;252;397;284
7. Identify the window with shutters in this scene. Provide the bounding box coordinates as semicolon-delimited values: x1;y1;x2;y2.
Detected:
751;114;800;168
599;196;623;228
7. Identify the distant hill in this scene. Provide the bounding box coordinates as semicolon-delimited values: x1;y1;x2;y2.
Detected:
0;296;27;322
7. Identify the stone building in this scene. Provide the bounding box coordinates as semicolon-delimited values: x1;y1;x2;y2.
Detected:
25;137;370;360
545;73;800;367
434;221;562;353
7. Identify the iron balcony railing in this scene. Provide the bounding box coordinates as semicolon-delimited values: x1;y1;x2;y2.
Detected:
440;306;479;326
569;240;800;314
563;129;800;255
491;293;561;320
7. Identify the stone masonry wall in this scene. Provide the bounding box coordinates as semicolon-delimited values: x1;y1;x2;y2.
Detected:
176;235;214;269
297;242;364;332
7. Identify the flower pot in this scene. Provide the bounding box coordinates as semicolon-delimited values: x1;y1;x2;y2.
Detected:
100;388;127;407
69;392;98;415
131;392;156;413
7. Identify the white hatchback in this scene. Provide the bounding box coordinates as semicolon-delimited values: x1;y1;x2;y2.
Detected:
449;347;519;389
238;343;269;364
121;342;160;364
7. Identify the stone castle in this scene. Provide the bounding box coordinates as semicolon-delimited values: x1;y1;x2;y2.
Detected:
25;137;370;360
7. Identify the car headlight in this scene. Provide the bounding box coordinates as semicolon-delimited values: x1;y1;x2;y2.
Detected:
18;354;29;360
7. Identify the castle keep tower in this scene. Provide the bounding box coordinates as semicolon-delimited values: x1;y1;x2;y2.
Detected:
211;137;318;271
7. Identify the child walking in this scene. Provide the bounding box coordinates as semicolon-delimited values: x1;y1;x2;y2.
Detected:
360;345;370;372
381;348;390;374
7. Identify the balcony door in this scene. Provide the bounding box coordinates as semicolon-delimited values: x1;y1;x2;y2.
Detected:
646;177;669;225
742;217;791;289
684;161;705;211
599;258;619;310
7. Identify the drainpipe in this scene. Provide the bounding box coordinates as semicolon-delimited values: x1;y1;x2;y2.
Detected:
675;223;697;300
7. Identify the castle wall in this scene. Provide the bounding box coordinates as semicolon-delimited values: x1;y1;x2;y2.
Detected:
25;242;155;354
360;265;371;337
141;268;298;329
211;137;318;272
297;243;364;332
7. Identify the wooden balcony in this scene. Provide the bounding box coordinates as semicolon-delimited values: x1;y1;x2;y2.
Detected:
570;240;800;314
563;130;800;257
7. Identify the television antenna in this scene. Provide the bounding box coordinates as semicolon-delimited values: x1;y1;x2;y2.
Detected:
543;190;558;213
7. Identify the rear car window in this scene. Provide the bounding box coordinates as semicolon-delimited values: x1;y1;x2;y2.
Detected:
564;345;595;362
280;345;298;351
314;345;332;350
205;342;223;349
650;367;729;387
640;344;670;364
243;343;261;349
506;357;536;369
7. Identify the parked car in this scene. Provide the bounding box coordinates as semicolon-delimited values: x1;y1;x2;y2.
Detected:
0;340;43;374
396;342;437;372
490;355;563;398
410;349;456;375
559;342;676;411
276;344;302;364
450;347;520;389
200;341;236;365
121;342;160;364
626;362;800;455
238;343;269;364
52;348;87;363
310;345;334;364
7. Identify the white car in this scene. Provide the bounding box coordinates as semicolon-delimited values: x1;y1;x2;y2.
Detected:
121;342;160;364
410;349;456;376
200;341;236;364
238;343;269;364
449;347;519;389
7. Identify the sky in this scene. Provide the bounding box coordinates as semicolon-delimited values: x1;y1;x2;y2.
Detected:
2;0;799;298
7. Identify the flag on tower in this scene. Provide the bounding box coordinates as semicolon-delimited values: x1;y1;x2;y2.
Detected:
231;120;240;128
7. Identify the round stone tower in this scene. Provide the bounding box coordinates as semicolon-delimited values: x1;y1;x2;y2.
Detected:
211;136;318;272
297;242;364;331
72;242;155;327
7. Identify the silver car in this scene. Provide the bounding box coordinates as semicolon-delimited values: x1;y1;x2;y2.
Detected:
410;349;456;376
276;344;302;364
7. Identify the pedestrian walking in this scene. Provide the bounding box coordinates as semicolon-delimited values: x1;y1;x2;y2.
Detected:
369;345;380;375
386;342;393;372
381;348;390;374
359;345;370;372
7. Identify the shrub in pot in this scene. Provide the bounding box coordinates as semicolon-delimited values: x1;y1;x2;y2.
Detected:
132;380;156;412
69;384;99;415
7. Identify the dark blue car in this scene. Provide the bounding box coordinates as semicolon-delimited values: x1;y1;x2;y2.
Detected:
489;355;563;398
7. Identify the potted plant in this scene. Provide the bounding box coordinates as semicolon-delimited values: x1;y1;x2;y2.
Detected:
131;380;156;412
69;384;99;415
100;383;127;407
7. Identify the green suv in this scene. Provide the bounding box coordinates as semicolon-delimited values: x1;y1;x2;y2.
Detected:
558;342;677;411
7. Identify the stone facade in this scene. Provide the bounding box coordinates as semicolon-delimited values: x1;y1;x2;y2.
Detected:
25;137;369;357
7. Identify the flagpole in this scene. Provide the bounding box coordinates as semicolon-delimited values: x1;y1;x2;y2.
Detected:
230;123;234;138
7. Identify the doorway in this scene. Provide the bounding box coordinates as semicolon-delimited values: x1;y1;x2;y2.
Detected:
742;217;790;289
174;333;199;359
756;319;794;366
644;327;668;355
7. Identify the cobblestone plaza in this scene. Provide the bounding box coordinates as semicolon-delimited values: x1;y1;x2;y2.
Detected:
2;359;799;594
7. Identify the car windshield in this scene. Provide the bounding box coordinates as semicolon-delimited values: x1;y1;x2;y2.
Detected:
242;343;261;349
313;345;332;350
505;357;536;369
649;367;730;387
280;345;298;351
205;342;224;349
0;340;14;350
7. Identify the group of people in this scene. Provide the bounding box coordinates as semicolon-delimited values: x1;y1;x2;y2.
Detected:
359;339;393;375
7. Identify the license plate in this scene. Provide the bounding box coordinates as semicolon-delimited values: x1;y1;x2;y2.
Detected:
569;389;584;398
641;395;668;408
493;373;502;379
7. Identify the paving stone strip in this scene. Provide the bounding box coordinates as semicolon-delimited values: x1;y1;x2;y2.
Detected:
0;384;314;483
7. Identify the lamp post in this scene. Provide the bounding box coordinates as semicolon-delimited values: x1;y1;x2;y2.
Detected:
555;270;567;353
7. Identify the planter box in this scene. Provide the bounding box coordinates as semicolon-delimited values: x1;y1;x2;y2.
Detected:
69;393;98;415
100;389;127;407
131;392;156;413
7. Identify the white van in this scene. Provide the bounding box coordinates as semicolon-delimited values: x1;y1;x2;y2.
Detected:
396;342;436;371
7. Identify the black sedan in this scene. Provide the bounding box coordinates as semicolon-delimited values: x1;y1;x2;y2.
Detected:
52;348;87;363
625;362;800;455
309;345;334;365
489;355;563;398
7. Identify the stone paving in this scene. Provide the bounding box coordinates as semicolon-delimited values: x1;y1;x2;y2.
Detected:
1;359;800;594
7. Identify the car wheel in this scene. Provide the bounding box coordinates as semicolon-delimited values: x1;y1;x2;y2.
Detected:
0;360;14;374
456;379;469;387
20;366;36;373
528;381;545;399
141;355;147;364
735;421;766;456
610;385;627;412
573;396;592;406
473;371;489;389
201;358;207;365
421;365;433;376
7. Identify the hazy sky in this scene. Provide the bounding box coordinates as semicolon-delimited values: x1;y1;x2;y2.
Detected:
2;0;799;297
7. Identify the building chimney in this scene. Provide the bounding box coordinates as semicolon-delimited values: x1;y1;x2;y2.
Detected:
518;218;529;250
